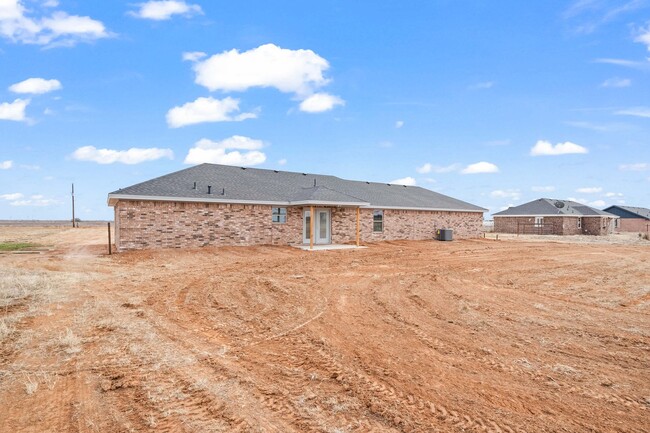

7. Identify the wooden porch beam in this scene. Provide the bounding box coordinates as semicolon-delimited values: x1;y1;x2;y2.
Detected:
310;205;314;250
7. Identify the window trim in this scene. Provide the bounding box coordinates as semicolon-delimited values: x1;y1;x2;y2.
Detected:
373;209;384;232
577;218;582;229
272;207;287;224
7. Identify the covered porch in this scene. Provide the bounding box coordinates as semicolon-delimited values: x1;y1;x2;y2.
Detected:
287;185;370;250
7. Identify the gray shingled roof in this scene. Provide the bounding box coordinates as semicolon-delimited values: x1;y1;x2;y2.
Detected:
108;163;486;212
604;205;650;219
493;198;617;217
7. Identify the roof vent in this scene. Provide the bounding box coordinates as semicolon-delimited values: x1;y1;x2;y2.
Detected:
555;201;564;208
192;182;196;190
207;185;212;194
366;182;370;184
274;170;279;173
302;173;307;176
241;167;246;170
313;179;317;187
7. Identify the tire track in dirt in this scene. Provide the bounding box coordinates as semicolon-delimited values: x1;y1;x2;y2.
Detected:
370;283;650;414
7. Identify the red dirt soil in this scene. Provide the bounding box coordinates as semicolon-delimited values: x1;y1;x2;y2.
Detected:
1;226;648;432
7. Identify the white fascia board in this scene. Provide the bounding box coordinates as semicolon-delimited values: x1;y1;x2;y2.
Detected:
363;205;486;213
493;214;615;218
107;194;290;207
289;200;370;207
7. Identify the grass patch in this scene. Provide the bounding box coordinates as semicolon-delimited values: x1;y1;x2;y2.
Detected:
0;242;38;251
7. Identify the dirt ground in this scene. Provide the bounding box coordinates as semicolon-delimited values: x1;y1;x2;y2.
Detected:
1;226;648;433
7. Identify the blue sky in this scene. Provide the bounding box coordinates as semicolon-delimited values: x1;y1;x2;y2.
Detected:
1;0;649;220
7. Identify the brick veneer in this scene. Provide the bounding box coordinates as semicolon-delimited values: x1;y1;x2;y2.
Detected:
494;216;616;235
618;218;650;233
114;200;483;250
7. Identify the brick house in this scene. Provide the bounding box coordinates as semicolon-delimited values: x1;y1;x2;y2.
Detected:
107;163;486;250
493;198;618;235
602;205;650;233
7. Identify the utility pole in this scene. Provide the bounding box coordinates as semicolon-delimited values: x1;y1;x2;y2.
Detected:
71;183;75;228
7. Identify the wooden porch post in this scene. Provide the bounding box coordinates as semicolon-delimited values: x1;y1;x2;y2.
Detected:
356;207;360;246
309;205;314;250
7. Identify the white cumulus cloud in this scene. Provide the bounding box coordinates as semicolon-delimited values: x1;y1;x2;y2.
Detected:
600;77;631;88
72;146;173;164
299;93;344;113
605;192;623;198
0;98;29;121
431;163;461;174
532;186;556;193
184;136;266;167
619;162;648;171
10;195;60;206
576;187;602;193
416;163;432;174
0;160;13;169
530;140;588;156
9;77;61;94
490;189;521;200
0;1;110;46
635;24;650;51
395;120;404;128
0;192;23;200
615;107;650;118
461;162;499;174
389;177;417;186
589;200;606;207
182;51;206;62
129;1;203;20
192;43;330;96
166;96;257;128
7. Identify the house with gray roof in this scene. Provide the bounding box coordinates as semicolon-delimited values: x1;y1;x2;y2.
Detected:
602;205;650;233
107;163;486;250
493;198;618;235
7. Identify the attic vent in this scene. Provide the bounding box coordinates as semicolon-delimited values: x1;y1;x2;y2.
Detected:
274;170;279;173
241;167;246;170
366;182;370;184
192;182;196;190
207;185;212;194
555;201;564;208
313;179;317;187
302;173;307;176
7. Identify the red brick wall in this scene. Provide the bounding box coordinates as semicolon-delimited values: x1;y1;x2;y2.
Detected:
115;200;484;250
618;218;650;233
331;208;483;244
494;216;580;235
582;217;616;235
495;216;616;235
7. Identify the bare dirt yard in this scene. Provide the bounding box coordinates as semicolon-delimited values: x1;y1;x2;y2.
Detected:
1;226;648;433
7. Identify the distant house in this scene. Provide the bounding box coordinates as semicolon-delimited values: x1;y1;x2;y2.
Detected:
493;198;618;235
602;205;650;233
107;163;486;250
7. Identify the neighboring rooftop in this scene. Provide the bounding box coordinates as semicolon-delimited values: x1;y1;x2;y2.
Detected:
108;163;486;212
603;205;650;220
493;198;617;217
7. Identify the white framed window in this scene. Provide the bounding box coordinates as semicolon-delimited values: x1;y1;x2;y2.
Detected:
272;207;287;223
373;210;384;232
534;216;543;227
577;218;582;228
